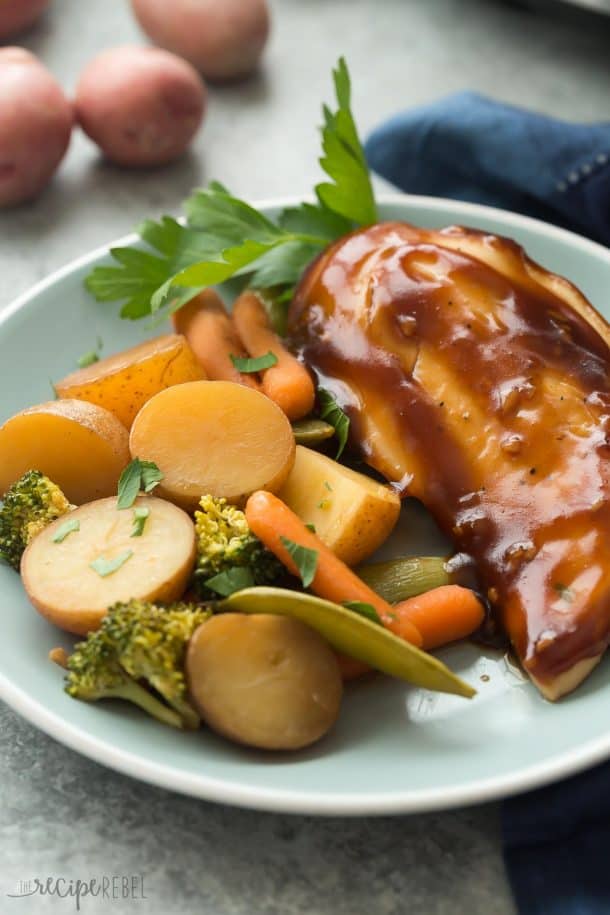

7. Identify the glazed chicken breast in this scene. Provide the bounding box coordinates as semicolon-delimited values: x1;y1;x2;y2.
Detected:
289;221;610;699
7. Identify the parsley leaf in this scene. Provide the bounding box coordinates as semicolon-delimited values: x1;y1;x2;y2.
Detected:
130;506;150;538
315;57;378;226
185;182;284;245
117;459;164;509
90;550;133;577
140;461;164;493
205;566;255;596
117;461;142;509
52;519;80;543
278;202;352;240
305;522;317;533
244;239;325;289
280;536;318;588
230;351;278;373
318;389;350;458
85;217;213;320
150;185;330;313
343;600;382;624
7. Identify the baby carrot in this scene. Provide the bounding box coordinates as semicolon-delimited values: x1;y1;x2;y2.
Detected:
172;290;261;390
232;290;315;420
334;653;373;681
386;585;485;650
245;490;423;648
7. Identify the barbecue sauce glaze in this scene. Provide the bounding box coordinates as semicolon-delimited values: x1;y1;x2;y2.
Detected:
289;222;610;690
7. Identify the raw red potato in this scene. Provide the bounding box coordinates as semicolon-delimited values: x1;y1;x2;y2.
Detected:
0;0;51;39
130;0;270;82
75;46;207;167
0;48;73;207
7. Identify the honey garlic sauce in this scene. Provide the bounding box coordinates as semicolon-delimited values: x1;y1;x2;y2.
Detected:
289;222;610;687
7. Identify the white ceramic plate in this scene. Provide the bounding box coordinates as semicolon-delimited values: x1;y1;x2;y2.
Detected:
2;194;610;815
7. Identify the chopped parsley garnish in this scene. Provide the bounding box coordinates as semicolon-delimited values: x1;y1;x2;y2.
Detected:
52;519;80;543
76;335;103;368
130;506;150;538
204;566;255;596
117;459;164;509
77;350;99;368
279;536;318;587
230;351;278;373
318;389;350;458
90;550;133;577
342;601;382;624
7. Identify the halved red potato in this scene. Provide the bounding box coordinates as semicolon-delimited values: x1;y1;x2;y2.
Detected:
129;380;295;510
55;334;205;429
21;495;196;635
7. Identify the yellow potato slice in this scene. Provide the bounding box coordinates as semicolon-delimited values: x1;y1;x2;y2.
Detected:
55;334;205;428
129;380;296;510
186;614;343;750
278;446;401;566
21;495;196;635
0;399;130;504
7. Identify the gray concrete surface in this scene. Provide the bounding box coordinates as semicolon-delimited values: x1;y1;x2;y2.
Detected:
1;0;609;912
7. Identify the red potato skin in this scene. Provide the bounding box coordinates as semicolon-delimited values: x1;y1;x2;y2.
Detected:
0;48;73;207
0;0;50;39
130;0;270;82
75;46;206;167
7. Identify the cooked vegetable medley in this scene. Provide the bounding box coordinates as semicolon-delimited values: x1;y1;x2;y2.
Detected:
0;60;492;755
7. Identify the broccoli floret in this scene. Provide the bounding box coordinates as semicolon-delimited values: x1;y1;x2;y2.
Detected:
0;470;73;569
66;600;210;729
193;494;282;598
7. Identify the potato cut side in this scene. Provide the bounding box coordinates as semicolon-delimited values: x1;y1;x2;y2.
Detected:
55;333;205;428
277;446;401;566
129;380;296;510
0;399;130;504
21;496;196;635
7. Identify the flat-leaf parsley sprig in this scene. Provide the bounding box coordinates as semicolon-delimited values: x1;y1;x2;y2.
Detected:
84;58;377;322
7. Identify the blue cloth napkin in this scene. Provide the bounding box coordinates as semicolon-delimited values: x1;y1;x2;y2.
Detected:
503;759;610;915
365;93;610;915
364;91;610;246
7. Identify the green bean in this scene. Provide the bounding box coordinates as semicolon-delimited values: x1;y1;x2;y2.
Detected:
292;418;335;445
357;556;451;604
